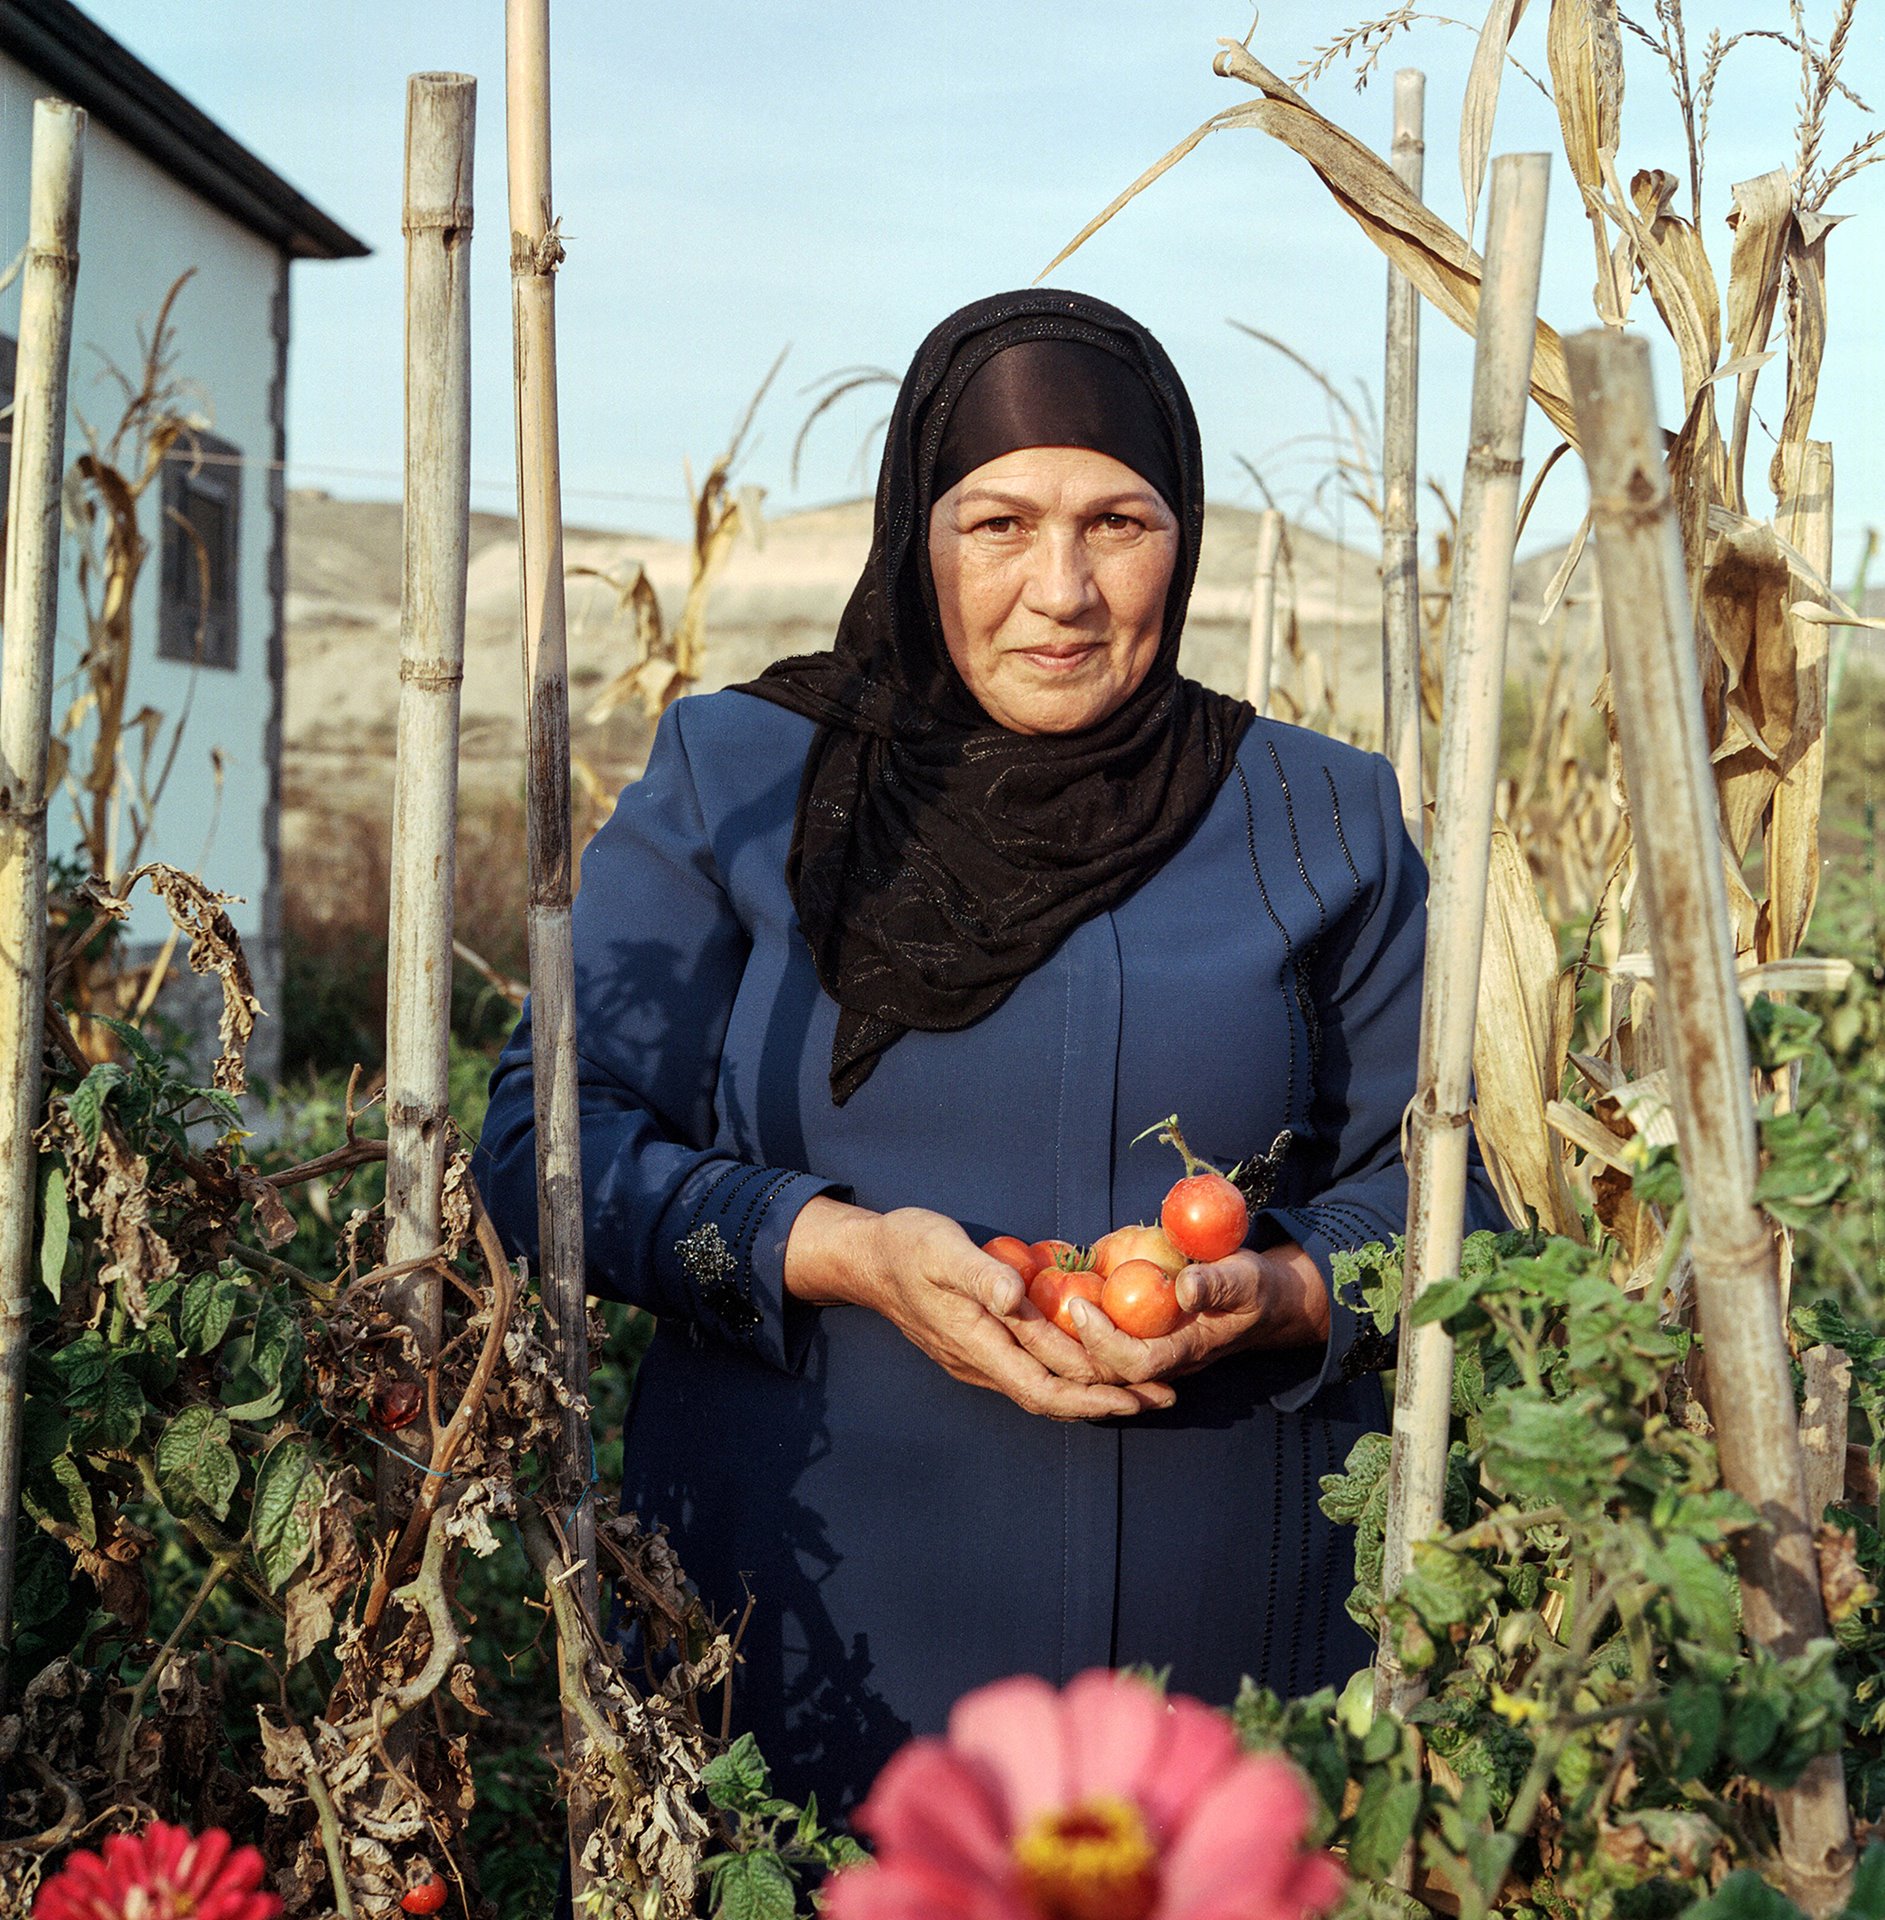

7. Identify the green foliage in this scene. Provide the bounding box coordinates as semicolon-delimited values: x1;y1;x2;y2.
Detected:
10;1016;675;1916
1288;1180;1872;1919
701;1732;868;1920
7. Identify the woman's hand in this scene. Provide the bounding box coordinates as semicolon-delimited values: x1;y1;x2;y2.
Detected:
784;1198;1175;1420
1064;1242;1330;1386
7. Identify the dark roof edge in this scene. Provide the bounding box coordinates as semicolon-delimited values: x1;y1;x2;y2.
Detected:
0;0;369;260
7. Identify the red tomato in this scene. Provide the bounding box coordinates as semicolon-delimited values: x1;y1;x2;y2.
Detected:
372;1379;424;1432
1027;1267;1107;1337
983;1235;1040;1281
1092;1223;1187;1280
402;1877;449;1916
1101;1258;1191;1339
1028;1239;1077;1274
1161;1173;1248;1264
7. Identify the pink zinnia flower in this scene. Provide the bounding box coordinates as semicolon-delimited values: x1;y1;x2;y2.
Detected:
34;1822;282;1920
823;1669;1346;1920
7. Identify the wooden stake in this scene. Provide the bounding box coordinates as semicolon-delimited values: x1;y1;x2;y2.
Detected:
383;74;475;1497
0;99;83;1697
1376;153;1549;1723
506;2;604;1895
1566;326;1854;1917
1799;1345;1852;1532
1381;69;1426;846
1245;508;1283;714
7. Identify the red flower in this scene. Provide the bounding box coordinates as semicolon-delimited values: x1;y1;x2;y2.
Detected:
34;1822;281;1920
823;1669;1346;1920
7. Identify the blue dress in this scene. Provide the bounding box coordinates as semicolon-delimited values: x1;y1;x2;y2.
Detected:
472;686;1503;1812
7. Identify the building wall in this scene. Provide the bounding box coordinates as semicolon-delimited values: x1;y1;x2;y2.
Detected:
0;65;286;1082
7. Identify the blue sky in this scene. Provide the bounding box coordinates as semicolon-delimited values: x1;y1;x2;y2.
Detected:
80;2;1885;574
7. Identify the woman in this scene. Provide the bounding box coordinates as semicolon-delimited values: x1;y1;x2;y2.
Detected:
473;288;1502;1813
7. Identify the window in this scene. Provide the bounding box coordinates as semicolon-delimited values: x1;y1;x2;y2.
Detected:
159;433;241;670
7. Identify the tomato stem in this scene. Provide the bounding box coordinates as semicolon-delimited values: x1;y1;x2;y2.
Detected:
1130;1112;1219;1181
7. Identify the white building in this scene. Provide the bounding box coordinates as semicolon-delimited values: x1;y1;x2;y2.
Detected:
0;0;365;1086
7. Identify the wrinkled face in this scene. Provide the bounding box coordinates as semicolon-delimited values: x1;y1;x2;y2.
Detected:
927;445;1180;735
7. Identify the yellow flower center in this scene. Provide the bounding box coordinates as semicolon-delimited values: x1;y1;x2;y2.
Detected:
1013;1795;1159;1920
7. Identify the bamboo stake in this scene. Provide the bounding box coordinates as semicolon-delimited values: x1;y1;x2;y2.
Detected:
1565;327;1854;1918
1799;1345;1851;1530
1245;508;1283;713
1381;69;1426;847
383;75;475;1504
0;99;83;1698
506;2;603;1896
1375;153;1549;1724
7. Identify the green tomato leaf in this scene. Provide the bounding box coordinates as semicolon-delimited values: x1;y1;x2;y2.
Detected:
47;1450;96;1546
711;1851;796;1920
11;1530;72;1630
1726;1689;1785;1771
249;1294;302;1391
156;1404;241;1523
250;1438;319;1592
1844;1842;1885;1920
1643;1534;1740;1653
64;1061;128;1152
38;1158;68;1304
88;1012;165;1067
703;1731;773;1813
180;1265;245;1356
1345;1772;1422;1881
73;1364;146;1453
51;1329;110;1391
1398;1540;1499;1631
20;1395;70;1473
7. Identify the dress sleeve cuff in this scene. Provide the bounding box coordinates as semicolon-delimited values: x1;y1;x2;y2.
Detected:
657;1163;847;1373
1255;1199;1396;1413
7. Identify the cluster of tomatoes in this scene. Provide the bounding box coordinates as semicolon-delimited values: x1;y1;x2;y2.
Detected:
982;1133;1249;1342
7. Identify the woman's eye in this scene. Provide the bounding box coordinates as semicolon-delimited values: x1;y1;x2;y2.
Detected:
975;515;1018;535
1097;513;1142;533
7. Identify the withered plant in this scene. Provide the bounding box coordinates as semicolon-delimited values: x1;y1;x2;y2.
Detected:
51;270;223;1046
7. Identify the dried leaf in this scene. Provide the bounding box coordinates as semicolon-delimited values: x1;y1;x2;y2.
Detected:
1765;440;1834;960
1625;169;1721;406
1537;510;1590;623
1546;1096;1637;1172
1547;0;1627;321
38;1101;175;1326
1770;212;1843;504
239;1170;297;1250
1723;169;1794;509
88;863;260;1092
1699;511;1795;859
1460;0;1533;243
1816;1521;1877;1626
1473;821;1583;1238
575;561;665;725
1044;45;1577;439
282;1480;365;1667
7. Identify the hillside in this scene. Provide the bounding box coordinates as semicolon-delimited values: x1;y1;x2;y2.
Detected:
283;487;1588;843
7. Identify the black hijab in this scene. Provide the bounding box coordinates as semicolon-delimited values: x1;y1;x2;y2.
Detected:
738;289;1253;1102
